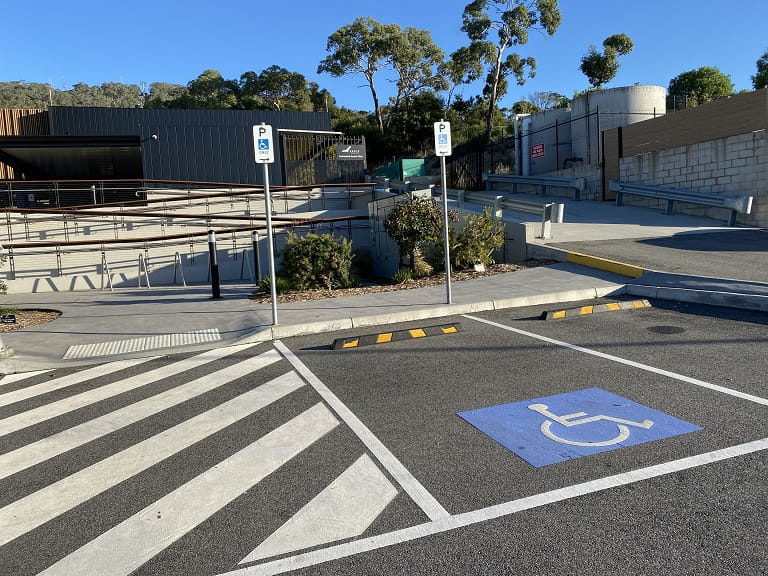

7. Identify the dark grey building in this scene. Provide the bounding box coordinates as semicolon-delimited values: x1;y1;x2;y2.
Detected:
0;107;365;188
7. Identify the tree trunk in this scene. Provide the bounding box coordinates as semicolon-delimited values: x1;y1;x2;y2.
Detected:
368;73;385;133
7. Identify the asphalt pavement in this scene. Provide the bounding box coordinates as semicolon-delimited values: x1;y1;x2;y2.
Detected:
1;196;766;374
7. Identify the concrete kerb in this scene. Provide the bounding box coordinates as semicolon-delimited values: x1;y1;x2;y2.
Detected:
531;243;768;313
234;287;619;346
626;284;768;313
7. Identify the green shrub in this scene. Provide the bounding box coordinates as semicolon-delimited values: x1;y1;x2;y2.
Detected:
393;267;414;284
383;197;458;273
259;275;292;295
452;208;505;270
279;232;354;290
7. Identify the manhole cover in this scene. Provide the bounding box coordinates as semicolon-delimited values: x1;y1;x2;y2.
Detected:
647;325;686;334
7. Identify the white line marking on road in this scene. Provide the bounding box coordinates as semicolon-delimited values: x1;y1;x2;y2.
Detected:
36;403;339;576
463;314;768;407
240;454;397;564
0;369;303;547
274;340;450;521
0;370;53;387
0;357;154;408
217;438;768;576
0;342;262;438
62;328;221;359
0;349;282;481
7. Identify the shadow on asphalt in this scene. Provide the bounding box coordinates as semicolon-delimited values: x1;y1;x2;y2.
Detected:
638;229;768;252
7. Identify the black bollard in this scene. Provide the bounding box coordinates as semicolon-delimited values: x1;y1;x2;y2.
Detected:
208;230;221;299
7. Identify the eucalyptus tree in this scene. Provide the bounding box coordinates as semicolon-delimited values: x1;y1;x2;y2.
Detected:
254;66;313;111
459;0;562;140
668;66;734;108
440;44;486;110
182;69;239;109
579;33;634;89
144;82;188;109
318;17;444;134
318;17;401;133
387;27;447;125
753;49;768;89
0;81;53;108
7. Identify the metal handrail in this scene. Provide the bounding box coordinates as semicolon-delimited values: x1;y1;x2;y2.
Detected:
449;189;564;239
100;250;114;292
239;249;254;283
172;252;186;287
137;253;151;288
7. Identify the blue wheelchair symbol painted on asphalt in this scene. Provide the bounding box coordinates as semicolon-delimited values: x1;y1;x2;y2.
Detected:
457;388;702;467
258;139;270;151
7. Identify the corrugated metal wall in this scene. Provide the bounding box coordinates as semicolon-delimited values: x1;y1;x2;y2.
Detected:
48;107;332;185
0;109;50;178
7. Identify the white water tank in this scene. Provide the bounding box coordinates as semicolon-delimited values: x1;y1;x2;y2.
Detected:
526;107;573;173
571;85;666;164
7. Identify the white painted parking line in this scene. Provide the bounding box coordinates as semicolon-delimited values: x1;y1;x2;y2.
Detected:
463;314;768;407
37;403;339;576
240;454;397;563
216;438;768;576
0;370;303;546
0;358;154;408
0;349;282;480
0;342;265;437
274;340;450;522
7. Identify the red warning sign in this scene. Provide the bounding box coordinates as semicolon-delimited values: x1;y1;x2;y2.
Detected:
530;143;545;159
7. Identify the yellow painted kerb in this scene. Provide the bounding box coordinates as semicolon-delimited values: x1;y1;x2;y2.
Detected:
566;252;644;278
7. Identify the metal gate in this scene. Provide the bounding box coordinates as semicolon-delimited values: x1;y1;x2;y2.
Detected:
280;132;366;186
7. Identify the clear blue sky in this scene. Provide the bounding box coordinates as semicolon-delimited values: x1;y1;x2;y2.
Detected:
5;0;767;111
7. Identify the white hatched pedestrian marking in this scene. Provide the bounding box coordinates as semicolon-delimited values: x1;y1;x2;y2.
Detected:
0;370;304;546
0;342;263;438
62;328;221;359
240;454;397;564
36;403;340;576
274;340;449;522
0;348;282;480
0;370;53;387
0;357;154;408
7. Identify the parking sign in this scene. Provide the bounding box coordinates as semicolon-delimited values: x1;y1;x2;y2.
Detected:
434;122;452;157
253;124;275;164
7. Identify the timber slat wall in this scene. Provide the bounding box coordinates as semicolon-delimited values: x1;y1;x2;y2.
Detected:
621;89;768;157
0;108;49;136
0;109;50;178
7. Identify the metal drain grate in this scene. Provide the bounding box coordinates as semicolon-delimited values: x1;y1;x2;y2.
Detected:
63;329;222;360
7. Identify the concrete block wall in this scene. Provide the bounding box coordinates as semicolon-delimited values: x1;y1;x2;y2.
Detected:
619;130;767;226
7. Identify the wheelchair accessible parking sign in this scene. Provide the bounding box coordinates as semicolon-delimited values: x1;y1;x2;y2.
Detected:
457;388;702;467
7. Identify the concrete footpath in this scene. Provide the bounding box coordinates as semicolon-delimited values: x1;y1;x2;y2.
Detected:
1;197;767;373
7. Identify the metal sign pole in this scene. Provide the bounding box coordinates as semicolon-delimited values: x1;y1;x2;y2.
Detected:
254;122;278;326
434;120;453;305
440;154;452;305
263;164;278;325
